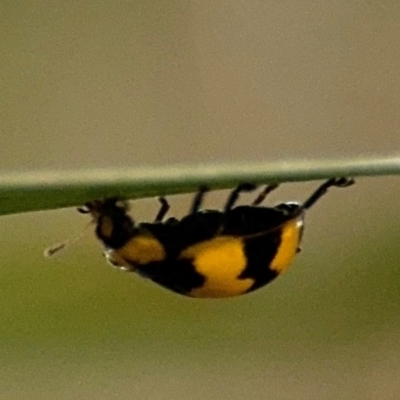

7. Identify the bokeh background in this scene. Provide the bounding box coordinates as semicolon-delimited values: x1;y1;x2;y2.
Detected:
1;1;400;399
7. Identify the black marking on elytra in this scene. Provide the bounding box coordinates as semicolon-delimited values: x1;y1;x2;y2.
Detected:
240;231;281;292
137;259;205;296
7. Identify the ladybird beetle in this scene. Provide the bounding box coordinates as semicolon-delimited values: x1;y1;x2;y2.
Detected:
79;177;354;298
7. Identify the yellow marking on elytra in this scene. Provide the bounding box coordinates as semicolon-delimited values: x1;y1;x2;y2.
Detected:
116;235;166;266
180;236;254;298
270;218;303;274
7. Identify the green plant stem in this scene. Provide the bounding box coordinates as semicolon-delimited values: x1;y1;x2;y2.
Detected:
0;157;399;216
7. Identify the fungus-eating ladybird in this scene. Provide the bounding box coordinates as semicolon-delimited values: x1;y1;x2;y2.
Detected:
79;178;354;298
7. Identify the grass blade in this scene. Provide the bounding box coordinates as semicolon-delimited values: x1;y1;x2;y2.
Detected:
0;156;399;216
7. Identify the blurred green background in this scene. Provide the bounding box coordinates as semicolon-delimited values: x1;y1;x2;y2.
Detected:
1;1;400;399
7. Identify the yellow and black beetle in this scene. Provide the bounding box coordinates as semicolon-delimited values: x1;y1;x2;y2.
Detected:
79;178;354;298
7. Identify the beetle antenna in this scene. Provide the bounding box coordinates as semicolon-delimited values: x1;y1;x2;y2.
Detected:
44;220;94;258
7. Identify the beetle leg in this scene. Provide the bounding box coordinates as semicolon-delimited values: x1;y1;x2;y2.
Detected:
224;183;257;212
252;184;280;206
299;177;355;212
154;197;170;222
190;185;209;214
